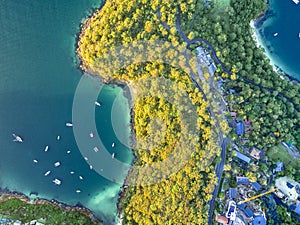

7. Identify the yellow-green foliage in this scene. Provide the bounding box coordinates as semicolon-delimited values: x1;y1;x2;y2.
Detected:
78;0;218;224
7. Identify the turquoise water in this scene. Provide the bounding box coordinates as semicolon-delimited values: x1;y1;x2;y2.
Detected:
255;0;300;80
0;0;133;224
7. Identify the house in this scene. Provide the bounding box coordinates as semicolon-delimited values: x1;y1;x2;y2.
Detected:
237;203;254;218
235;121;245;136
13;221;22;225
276;177;300;201
229;188;237;199
252;182;262;192
230;112;237;118
237;176;250;185
252;215;267;225
235;151;251;163
208;63;217;75
215;215;229;224
295;202;300;215
273;162;284;173
250;147;263;160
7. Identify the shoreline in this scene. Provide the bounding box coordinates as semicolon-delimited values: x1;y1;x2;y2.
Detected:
250;6;300;84
0;188;101;224
75;1;137;224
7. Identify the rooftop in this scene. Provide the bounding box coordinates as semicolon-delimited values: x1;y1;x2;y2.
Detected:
229;188;237;199
236;176;250;185
235;151;251;163
235;121;245;136
250;147;262;160
252;182;262;192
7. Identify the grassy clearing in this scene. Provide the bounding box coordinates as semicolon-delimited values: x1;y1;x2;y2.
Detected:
267;144;300;170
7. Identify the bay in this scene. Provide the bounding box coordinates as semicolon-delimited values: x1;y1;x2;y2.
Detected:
0;0;133;224
255;0;300;80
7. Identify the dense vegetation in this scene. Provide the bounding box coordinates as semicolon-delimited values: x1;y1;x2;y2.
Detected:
185;0;300;149
0;198;99;225
78;0;219;224
77;0;299;224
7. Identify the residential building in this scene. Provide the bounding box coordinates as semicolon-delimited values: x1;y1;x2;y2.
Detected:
249;147;263;160
237;203;254;218
251;182;262;192
215;215;229;224
276;177;300;201
273;162;284;173
235;121;245;136
229;188;237;199
235;151;251;164
237;176;250;185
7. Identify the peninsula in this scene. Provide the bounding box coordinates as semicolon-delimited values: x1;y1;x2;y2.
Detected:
77;0;300;224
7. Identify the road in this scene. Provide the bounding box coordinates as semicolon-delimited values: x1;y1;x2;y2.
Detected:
174;7;229;225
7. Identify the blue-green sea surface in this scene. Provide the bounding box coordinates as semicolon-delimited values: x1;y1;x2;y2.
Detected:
255;0;300;80
0;1;133;224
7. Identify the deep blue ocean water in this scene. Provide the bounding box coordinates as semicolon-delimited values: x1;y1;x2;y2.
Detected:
255;0;300;80
0;1;133;224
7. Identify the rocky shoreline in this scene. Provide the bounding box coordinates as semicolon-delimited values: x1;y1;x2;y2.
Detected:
0;188;102;224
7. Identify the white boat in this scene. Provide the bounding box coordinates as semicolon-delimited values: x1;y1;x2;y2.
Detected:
299;32;300;38
95;101;101;106
79;176;83;180
84;157;88;161
112;153;115;159
76;189;81;193
12;134;23;143
89;165;93;170
57;135;60;140
93;147;99;152
33;159;38;163
53;178;61;185
70;171;75;174
54;161;61;167
292;0;299;4
89;132;94;138
66;122;73;127
66;150;71;154
112;143;115;147
44;145;49;152
273;32;278;37
44;170;51;176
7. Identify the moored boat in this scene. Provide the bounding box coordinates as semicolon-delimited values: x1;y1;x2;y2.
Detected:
53;178;61;185
12;133;23;143
44;170;51;176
